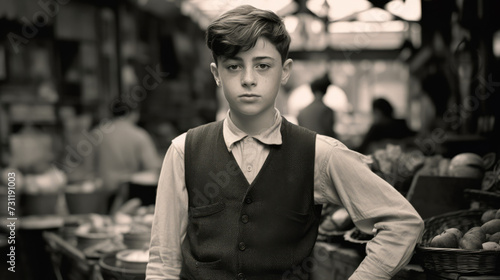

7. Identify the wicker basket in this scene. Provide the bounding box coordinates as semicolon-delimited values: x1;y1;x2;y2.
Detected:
464;189;500;209
416;209;500;275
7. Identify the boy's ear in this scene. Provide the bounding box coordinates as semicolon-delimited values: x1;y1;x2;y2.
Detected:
210;62;221;86
281;58;293;85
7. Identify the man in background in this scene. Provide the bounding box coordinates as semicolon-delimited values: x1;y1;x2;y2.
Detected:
356;98;416;154
93;100;161;212
297;73;337;138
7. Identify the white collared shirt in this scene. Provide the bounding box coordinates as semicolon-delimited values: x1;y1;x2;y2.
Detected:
223;110;281;184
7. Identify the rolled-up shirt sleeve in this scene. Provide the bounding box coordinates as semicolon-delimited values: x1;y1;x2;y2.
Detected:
314;135;424;280
146;134;188;280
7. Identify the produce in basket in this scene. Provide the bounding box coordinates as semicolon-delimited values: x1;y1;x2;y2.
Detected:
443;228;463;240
418;209;500;274
429;229;460;248
482;242;500;250
481;219;500;234
481;209;498;223
427;209;500;251
489;232;500;242
458;227;486;250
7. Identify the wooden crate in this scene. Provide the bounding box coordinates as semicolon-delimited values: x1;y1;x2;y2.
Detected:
406;175;482;219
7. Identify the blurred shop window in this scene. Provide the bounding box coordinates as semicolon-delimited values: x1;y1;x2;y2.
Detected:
4;41;53;84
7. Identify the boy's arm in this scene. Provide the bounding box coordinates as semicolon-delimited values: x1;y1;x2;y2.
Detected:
146;134;188;280
315;136;424;280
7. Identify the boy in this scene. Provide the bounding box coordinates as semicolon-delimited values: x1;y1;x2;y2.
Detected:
147;5;424;280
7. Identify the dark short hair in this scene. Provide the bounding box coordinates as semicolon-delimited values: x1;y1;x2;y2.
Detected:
372;98;394;118
206;5;291;64
311;73;331;96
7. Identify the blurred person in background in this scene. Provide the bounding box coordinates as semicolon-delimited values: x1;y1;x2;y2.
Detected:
356;98;416;154
297;73;337;138
93;100;161;212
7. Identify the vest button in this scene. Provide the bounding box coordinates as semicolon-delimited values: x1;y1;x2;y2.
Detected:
238;242;246;251
237;272;245;279
245;197;252;204
241;214;249;224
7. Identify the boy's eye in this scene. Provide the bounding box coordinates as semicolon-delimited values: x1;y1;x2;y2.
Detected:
256;64;270;70
227;65;240;71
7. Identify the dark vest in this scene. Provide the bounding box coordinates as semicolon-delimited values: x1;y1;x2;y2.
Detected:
181;118;321;280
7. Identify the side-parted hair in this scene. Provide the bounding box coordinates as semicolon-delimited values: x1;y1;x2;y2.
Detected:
206;5;291;64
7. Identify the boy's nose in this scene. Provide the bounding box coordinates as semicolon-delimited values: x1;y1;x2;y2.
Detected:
241;69;256;87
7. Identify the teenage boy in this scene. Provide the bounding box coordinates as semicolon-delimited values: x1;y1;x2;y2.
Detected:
147;5;424;280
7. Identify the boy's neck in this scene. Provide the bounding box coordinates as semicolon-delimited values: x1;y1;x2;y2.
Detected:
229;109;276;136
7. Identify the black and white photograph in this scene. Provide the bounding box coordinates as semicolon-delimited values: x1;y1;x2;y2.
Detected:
0;0;499;279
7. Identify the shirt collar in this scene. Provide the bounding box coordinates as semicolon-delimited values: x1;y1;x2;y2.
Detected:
223;109;283;152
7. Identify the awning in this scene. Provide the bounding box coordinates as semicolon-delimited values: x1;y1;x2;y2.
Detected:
177;0;420;51
180;0;294;29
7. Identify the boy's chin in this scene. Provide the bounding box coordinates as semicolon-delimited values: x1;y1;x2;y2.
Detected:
232;106;271;118
234;111;262;118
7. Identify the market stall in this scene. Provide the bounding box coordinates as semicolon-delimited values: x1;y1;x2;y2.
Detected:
42;200;153;280
314;146;500;280
1;0;500;279
2;146;500;280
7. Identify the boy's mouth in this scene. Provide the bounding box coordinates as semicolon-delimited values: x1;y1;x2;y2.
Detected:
239;93;259;97
239;94;260;102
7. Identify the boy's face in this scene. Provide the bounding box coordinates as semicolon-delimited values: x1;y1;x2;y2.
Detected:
210;37;292;119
